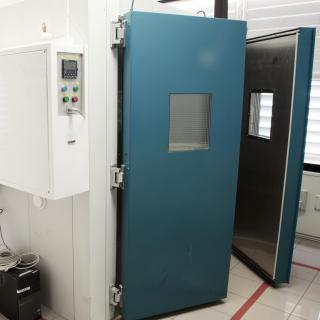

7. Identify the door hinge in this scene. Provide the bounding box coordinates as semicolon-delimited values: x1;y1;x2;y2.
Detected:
111;165;125;189
110;284;123;306
111;17;126;48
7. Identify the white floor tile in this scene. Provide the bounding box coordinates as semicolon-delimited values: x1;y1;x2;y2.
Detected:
241;303;290;320
304;283;320;303
156;315;175;320
292;297;320;320
211;292;247;316
228;273;261;298
174;307;230;320
288;316;304;320
298;239;320;251
294;244;320;260
231;263;264;284
293;249;320;268
41;305;60;320
257;287;301;313
230;255;240;270
291;264;318;282
278;276;311;296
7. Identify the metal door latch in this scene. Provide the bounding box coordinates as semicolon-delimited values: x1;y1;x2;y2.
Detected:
67;107;82;116
110;284;123;306
111;17;126;48
111;165;125;189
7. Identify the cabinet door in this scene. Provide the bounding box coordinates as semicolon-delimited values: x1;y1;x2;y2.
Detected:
119;12;246;320
233;28;315;284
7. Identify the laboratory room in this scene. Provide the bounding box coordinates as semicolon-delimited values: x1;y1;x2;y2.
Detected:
0;0;319;319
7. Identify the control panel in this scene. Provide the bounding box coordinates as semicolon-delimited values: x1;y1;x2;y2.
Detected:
58;53;83;116
0;43;88;199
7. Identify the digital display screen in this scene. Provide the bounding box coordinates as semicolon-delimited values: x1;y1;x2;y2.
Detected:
62;59;78;79
64;60;77;71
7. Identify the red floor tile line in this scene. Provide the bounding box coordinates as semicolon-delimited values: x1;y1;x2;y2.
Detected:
292;261;320;272
230;282;269;320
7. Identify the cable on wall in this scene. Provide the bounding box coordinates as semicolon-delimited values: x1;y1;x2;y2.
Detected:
196;10;207;17
0;209;21;271
0;209;40;272
15;253;40;270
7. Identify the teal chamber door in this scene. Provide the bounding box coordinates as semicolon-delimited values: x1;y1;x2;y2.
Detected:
119;12;246;319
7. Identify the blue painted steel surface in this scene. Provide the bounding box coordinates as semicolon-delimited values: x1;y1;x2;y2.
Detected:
275;28;315;283
121;12;247;319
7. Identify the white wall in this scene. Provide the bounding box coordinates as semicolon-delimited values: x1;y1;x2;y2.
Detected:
0;0;90;319
0;188;90;320
0;0;68;48
0;0;88;48
88;0;111;318
119;0;190;15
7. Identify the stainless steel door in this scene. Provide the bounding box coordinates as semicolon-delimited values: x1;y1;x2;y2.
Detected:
233;28;315;284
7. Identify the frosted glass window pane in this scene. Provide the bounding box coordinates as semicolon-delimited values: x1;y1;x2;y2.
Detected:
248;92;274;139
169;94;211;152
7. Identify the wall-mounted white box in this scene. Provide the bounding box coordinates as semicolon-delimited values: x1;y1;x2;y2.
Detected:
0;42;88;199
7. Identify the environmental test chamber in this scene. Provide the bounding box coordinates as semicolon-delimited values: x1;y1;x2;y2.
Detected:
110;11;316;319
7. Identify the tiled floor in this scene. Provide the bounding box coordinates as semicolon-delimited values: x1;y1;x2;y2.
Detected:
159;238;320;320
0;305;66;320
0;238;319;320
41;306;66;320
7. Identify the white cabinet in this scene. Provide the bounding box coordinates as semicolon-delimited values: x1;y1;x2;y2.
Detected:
297;172;320;239
0;42;88;199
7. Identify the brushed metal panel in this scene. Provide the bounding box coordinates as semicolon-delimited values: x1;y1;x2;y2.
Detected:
233;33;297;279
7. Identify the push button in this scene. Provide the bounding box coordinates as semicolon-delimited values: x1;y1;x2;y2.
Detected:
61;86;68;93
72;96;79;103
63;96;70;103
73;86;79;93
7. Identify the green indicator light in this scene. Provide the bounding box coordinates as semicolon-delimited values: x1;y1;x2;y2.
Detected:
73;86;79;92
63;96;70;103
61;86;68;92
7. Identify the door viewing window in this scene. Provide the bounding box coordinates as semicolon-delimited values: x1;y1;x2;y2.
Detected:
248;91;274;139
169;94;211;152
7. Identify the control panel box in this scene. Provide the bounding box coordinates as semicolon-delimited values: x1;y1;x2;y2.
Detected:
0;42;88;199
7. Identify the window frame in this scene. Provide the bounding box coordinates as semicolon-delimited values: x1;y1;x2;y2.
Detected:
168;93;212;153
304;80;320;172
247;88;276;142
